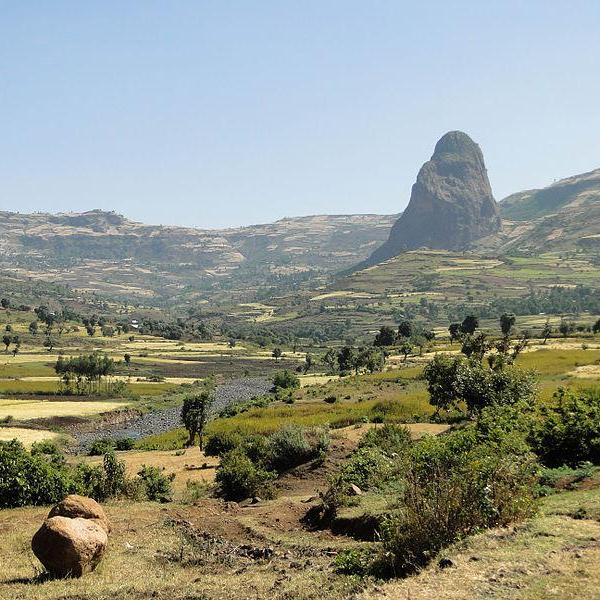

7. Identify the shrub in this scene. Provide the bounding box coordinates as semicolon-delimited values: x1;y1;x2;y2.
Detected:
338;446;392;491
204;430;244;457
359;424;413;457
267;425;329;472
88;438;116;456
114;437;135;451
215;448;276;501
0;440;76;508
272;370;300;390
529;388;600;467
137;465;174;502
324;395;337;404
379;429;538;574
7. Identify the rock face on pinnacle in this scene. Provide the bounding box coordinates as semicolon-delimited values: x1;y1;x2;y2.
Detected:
368;131;501;264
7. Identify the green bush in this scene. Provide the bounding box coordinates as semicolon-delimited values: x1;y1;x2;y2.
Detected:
359;424;413;457
137;465;174;502
379;428;538;574
88;438;116;456
266;425;329;472
338;446;392;491
529;388;600;467
204;430;244;457
0;440;76;508
272;370;300;390
215;448;276;501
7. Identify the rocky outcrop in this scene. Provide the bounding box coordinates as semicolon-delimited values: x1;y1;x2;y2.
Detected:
368;131;501;264
31;495;110;577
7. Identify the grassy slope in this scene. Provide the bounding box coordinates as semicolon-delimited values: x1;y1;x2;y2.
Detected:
362;484;600;600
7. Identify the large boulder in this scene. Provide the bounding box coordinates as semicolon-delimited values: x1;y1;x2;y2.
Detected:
368;131;501;264
31;516;108;578
48;494;111;534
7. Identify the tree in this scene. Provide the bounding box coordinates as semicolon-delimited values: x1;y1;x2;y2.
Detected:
399;341;413;362
397;320;413;339
124;353;131;369
86;325;96;337
559;319;572;338
374;326;396;347
461;332;489;363
272;347;283;361
448;323;461;345
500;313;516;337
0;298;10;309
542;320;553;344
322;349;337;374
359;347;386;373
303;353;313;374
2;335;10;352
424;354;537;416
337;346;356;373
29;321;39;336
592;319;600;335
460;315;479;335
43;336;54;352
181;391;214;450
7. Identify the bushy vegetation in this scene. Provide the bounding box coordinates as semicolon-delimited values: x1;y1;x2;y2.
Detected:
379;427;538;574
212;425;330;501
529;388;600;467
0;441;173;508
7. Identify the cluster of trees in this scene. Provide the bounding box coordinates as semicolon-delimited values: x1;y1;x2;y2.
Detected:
373;321;436;361
322;345;386;375
55;352;116;394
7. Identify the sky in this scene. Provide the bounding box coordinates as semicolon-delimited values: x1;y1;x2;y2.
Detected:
1;1;599;229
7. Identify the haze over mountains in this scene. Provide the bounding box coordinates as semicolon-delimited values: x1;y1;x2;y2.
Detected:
0;130;598;305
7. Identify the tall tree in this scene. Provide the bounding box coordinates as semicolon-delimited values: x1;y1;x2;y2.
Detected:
181;391;214;450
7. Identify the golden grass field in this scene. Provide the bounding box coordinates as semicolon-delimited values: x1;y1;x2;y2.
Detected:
0;427;59;446
0;399;129;420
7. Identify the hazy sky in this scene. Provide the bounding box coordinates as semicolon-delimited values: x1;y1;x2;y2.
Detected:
1;2;599;229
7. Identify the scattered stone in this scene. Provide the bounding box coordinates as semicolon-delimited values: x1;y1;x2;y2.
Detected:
31;516;108;578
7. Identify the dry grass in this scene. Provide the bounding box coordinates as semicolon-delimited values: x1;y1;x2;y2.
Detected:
0;399;129;421
0;427;59;446
0;502;362;600
361;509;600;599
79;448;219;493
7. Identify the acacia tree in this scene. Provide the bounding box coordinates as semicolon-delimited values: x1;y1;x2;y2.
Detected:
448;323;461;345
181;390;214;450
460;315;479;335
542;320;553;344
500;313;516;337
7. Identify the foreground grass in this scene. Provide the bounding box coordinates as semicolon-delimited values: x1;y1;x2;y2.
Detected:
361;485;600;599
0;501;363;600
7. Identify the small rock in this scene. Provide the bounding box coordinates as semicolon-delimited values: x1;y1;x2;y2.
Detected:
348;484;363;496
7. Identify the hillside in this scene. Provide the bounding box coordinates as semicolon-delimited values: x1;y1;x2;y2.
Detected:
494;168;600;252
0;210;396;304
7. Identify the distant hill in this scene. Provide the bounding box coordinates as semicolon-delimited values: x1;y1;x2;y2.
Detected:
0;210;396;303
494;168;600;252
